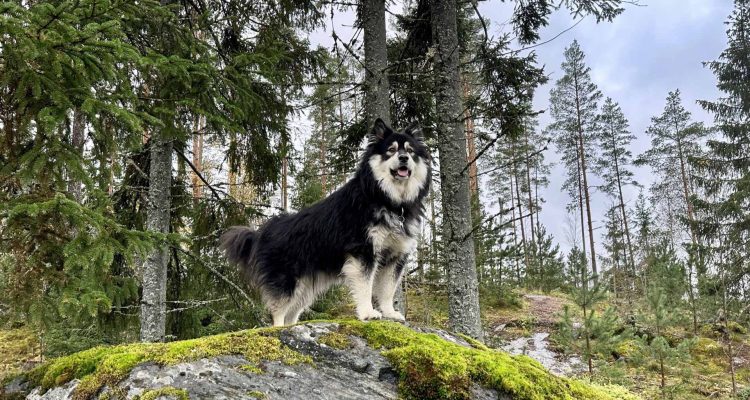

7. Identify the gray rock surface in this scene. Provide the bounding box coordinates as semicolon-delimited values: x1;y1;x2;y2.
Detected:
501;332;584;377
6;322;504;400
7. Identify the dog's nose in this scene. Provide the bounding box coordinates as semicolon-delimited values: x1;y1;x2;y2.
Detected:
398;154;409;163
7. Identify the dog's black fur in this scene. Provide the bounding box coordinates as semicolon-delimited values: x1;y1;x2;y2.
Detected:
221;119;431;325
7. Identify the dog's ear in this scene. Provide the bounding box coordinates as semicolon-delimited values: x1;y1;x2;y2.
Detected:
370;118;390;141
404;124;423;140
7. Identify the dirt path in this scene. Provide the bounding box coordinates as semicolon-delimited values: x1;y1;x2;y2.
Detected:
489;293;583;377
523;294;567;327
490;293;567;331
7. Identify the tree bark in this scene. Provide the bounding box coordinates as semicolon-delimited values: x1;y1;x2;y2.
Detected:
524;132;537;246
462;79;479;198
281;156;288;211
361;0;390;126
512;140;531;283
432;0;483;340
576;153;588;265
140;135;172;342
191;116;204;201
68;108;86;203
510;178;522;284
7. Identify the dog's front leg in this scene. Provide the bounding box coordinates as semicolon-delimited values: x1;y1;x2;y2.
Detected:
373;257;406;321
342;256;381;320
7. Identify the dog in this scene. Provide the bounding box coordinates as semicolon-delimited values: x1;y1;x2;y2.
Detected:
220;118;431;326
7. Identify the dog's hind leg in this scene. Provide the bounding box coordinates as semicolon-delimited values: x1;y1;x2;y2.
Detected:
373;257;407;321
265;295;293;327
341;256;381;321
284;273;339;325
284;277;315;325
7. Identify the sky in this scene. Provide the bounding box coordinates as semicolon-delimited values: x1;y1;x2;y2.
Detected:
301;0;736;255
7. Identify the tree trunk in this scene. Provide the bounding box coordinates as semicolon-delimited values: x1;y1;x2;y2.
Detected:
512;140;531;284
68;108;85;202
281;156;288;211
319;110;328;194
576;154;588;265
191;116;204;201
361;0;404;314
140;135;172;343
609;130;635;293
523;131;540;274
522;131;536;241
361;0;390;126
510;180;522;284
462;79;479;198
432;0;483;340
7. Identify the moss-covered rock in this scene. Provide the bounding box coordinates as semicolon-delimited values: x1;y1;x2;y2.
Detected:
342;321;638;400
2;321;639;400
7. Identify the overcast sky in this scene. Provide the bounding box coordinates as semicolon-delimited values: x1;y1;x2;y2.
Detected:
302;1;735;255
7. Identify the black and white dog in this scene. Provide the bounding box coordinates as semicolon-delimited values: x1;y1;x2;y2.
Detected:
221;119;431;326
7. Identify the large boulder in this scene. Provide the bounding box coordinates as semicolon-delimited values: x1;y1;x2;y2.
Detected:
1;321;638;400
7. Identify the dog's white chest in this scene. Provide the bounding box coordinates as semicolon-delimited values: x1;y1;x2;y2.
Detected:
368;209;418;257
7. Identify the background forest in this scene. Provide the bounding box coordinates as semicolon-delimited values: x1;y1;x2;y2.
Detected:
1;0;749;399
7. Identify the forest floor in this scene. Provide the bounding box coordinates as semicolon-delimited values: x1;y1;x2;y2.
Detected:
475;290;750;400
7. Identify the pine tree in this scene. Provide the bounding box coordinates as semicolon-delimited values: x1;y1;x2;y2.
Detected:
558;249;623;376
593;98;638;292
637;90;707;276
637;282;694;399
548;40;601;280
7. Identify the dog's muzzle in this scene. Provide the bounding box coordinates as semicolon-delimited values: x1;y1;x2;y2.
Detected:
391;162;411;180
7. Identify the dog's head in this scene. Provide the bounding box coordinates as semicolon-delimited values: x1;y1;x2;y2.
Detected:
364;118;431;205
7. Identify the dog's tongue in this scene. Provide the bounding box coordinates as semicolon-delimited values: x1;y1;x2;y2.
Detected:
397;168;409;177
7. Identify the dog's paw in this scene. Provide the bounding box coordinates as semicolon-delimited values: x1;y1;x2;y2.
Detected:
382;310;405;322
358;308;382;321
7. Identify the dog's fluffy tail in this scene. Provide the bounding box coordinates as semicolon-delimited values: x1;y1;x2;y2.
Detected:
220;226;258;283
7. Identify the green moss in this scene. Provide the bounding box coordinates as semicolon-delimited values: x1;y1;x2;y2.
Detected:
457;334;489;351
318;331;352;350
613;339;638;360
247;390;267;399
727;320;748;334
135;387;189;400
24;330;311;400
239;364;263;374
691;337;724;358
342;320;638;400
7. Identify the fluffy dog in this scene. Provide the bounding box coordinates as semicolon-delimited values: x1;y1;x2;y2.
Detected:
221;119;431;326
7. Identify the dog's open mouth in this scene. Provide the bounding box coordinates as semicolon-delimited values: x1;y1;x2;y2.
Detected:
391;166;411;180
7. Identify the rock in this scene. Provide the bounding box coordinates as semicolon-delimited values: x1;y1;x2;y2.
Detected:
26;380;79;400
2;321;637;400
500;332;585;377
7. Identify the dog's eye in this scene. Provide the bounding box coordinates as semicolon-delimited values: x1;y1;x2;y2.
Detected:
388;146;397;153
407;148;414;154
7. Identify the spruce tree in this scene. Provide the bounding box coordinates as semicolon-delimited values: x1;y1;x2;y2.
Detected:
691;4;750;393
